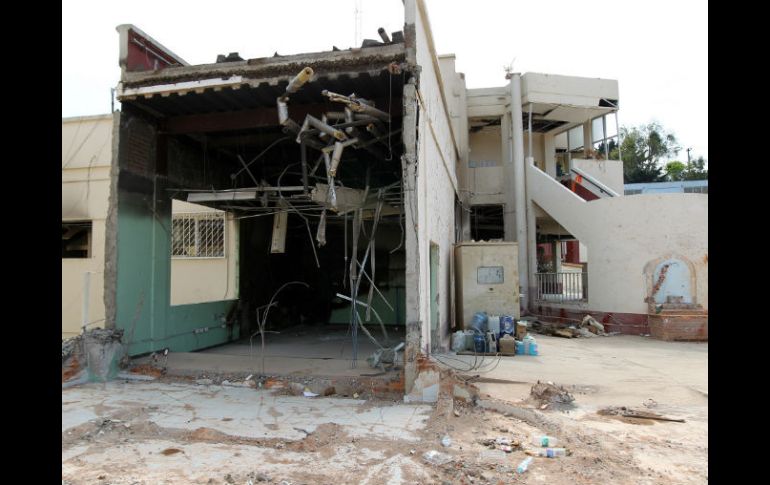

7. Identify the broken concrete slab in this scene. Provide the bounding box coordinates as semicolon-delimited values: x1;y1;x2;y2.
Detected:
62;381;431;442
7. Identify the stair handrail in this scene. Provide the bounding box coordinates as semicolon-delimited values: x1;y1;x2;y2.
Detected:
570;165;620;198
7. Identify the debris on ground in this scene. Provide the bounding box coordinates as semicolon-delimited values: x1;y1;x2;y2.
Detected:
581;314;605;334
62;335;82;362
440;435;452;447
598;406;686;423
526;316;620;338
422;450;453;466
529;381;575;407
516;456;533;474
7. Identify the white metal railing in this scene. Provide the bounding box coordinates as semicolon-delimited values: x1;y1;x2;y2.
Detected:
535;272;587;303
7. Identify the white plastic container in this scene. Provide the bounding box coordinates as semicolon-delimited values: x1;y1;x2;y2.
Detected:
538;447;567;458
451;331;466;352
487;315;501;336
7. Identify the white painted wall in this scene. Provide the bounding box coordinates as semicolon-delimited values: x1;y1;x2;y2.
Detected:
527;164;708;315
169;200;239;305
413;0;460;352
62;114;114;338
467;126;504;206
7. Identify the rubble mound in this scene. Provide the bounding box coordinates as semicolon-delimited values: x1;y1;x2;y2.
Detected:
529;381;575;408
62;335;82;362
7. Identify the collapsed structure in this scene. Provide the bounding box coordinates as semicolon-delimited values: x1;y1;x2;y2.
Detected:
62;0;707;400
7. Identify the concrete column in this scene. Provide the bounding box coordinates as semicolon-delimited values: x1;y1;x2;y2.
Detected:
501;112;515;241
544;133;556;178
460;196;471;241
401;79;421;394
510;74;529;309
583;120;593;158
552;240;562;273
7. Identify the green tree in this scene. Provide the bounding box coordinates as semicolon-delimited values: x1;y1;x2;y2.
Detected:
665;161;687;181
611;122;680;183
682;156;708;180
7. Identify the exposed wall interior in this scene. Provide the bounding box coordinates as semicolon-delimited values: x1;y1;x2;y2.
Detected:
110;29;415;369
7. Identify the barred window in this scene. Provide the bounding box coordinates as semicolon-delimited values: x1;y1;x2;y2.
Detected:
171;212;225;258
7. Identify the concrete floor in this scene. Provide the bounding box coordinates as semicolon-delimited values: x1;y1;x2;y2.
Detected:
436;334;708;405
62;381;430;441
142;324;404;378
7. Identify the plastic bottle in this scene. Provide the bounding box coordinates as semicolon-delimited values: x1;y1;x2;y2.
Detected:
532;435;558;447
538;447;567;458
524;335;538;356
516;456;533;474
515;340;524;355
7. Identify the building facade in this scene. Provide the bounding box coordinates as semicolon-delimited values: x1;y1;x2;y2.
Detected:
62;0;707;399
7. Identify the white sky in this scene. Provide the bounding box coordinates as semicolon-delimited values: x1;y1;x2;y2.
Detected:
62;0;707;161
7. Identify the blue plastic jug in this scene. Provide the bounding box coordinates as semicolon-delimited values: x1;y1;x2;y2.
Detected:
515;340;524;355
500;315;515;338
473;334;487;353
471;312;488;333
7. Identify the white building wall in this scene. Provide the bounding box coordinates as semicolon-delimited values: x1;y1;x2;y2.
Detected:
527;164;708;315
169;200;239;305
62;114;114;338
467;126;504;206
413;0;459;352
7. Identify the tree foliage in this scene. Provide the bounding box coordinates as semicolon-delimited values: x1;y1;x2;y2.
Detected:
664;158;708;181
611;122;680;183
682;156;708;180
665;161;687;181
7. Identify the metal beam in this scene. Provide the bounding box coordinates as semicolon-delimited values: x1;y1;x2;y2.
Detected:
155;97;401;135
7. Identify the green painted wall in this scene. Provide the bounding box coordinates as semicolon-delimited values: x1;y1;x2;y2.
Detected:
115;188;238;355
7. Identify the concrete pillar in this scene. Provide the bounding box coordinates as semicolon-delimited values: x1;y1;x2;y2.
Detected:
510;74;529;310
583;120;593;158
544;133;556;178
501;112;515;242
401;79;421;395
552;240;562;273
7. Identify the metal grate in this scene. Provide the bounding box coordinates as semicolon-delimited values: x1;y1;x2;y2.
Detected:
171;212;225;258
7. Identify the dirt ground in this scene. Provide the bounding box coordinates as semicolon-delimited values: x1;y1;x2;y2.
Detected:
61;335;707;484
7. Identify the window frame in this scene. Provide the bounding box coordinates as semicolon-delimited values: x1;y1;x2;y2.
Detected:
171;212;227;259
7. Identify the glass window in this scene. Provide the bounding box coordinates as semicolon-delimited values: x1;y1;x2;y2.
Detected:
592;117;605;143
62;221;92;258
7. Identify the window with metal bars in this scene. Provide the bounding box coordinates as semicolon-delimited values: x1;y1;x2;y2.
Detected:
171;212;225;258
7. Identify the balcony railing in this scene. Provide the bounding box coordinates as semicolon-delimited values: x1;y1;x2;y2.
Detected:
535;272;587;303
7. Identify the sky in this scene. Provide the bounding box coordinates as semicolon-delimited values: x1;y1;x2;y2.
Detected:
62;0;708;161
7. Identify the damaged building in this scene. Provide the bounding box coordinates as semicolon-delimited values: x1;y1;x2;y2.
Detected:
62;0;707;401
